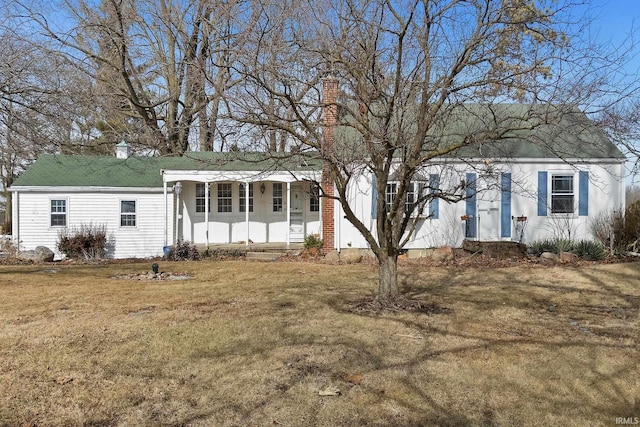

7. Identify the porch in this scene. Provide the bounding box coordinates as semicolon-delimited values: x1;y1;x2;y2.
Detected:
197;242;304;252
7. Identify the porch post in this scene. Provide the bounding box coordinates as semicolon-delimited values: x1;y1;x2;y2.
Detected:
11;191;19;245
205;181;210;251
163;181;168;247
286;181;291;247
174;181;182;244
245;181;250;248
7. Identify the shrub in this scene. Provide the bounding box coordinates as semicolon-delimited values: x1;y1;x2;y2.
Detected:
590;202;640;254
57;224;107;259
623;201;640;251
527;239;559;257
572;240;606;261
0;237;19;258
527;238;605;260
304;234;323;250
590;209;624;254
173;240;200;261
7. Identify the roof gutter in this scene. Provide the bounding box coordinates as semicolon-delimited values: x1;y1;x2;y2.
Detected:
8;186;164;193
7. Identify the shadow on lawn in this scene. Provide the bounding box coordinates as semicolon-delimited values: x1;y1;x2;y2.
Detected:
318;263;639;425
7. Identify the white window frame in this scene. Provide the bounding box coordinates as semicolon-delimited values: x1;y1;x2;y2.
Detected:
217;182;233;213
195;183;211;213
550;173;575;215
239;183;254;213
385;181;426;216
273;182;283;212
120;199;137;227
50;198;68;227
309;183;320;212
385;182;397;213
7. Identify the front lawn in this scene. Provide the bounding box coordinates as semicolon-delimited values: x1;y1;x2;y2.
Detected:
0;260;638;426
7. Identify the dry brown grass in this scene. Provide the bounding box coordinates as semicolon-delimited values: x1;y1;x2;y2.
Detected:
0;260;638;426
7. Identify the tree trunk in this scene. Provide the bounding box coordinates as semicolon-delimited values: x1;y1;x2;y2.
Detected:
377;254;399;305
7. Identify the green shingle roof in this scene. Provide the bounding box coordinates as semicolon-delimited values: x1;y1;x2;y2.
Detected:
334;103;624;161
12;152;323;188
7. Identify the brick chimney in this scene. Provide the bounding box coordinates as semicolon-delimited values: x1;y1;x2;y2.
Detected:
321;77;338;254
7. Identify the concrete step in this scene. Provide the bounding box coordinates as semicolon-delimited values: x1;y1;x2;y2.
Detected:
245;251;286;261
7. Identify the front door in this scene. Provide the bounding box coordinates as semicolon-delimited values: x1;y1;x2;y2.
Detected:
477;176;501;241
289;183;305;242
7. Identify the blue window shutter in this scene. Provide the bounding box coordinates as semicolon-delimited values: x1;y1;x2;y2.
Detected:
538;171;548;216
429;174;439;219
501;173;512;238
371;173;377;218
579;171;589;216
466;173;477;238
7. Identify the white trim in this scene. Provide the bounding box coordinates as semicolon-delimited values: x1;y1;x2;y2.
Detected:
549;171;576;215
163;182;168;247
49;197;69;228
119;198;138;228
10;186;163;193
409;157;626;166
11;191;18;245
161;170;320;184
205;181;210;250
286;182;291;247
245;181;250;247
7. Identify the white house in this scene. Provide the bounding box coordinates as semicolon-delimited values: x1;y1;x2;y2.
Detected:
9;105;626;259
10;148;323;259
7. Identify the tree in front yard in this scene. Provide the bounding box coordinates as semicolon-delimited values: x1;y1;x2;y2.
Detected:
232;0;638;307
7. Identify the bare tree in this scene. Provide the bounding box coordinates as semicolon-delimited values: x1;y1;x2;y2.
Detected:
8;0;253;155
0;29;79;232
232;0;638;306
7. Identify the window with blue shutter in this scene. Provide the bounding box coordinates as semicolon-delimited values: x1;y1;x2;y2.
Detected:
538;171;548;216
579;171;589;216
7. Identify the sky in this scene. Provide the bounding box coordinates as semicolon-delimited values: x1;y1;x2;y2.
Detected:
589;0;640;183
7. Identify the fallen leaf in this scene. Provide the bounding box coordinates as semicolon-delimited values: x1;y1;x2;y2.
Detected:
55;376;73;385
318;387;341;396
343;373;364;385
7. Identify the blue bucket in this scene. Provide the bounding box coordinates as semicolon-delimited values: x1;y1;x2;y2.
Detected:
163;246;171;256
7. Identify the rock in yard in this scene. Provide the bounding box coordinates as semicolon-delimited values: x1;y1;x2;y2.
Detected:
19;246;55;262
324;250;340;263
340;248;363;264
540;252;559;263
560;252;579;263
431;246;455;262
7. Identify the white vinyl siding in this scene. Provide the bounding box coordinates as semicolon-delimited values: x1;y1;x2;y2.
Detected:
14;191;168;259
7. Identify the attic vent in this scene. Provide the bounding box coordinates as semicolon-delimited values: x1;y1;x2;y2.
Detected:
116;140;131;159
